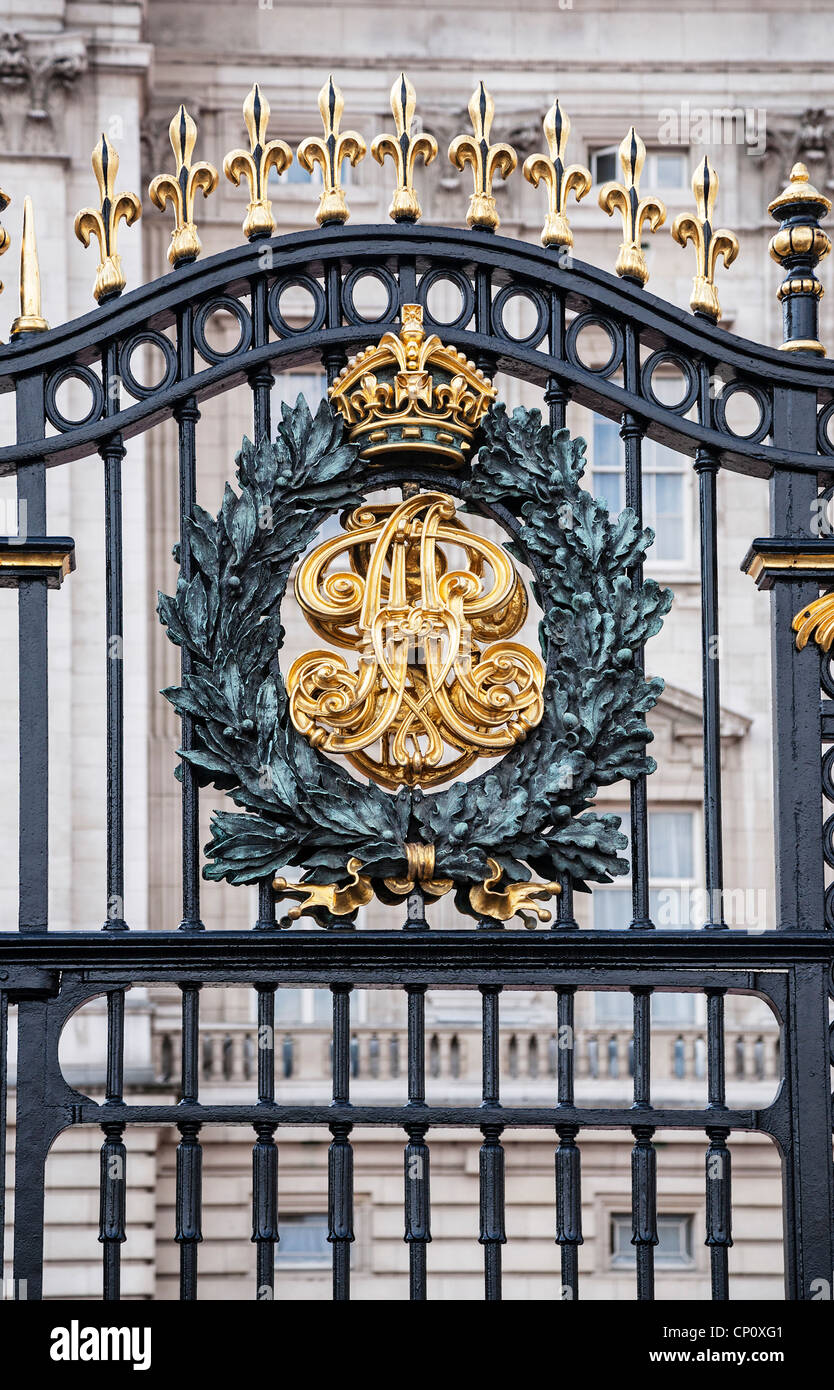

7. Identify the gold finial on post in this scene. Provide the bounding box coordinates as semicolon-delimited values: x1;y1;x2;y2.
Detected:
74;134;142;303
223;84;292;240
297;76;366;226
522;98;591;250
149;105;218;266
671;157;739;321
598;128;666;286
371;72;437;223
767;162;831;355
449;82;517;232
0;186;9;274
11;196;48;336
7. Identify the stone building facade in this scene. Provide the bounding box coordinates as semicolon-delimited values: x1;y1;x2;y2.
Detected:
2;0;832;1297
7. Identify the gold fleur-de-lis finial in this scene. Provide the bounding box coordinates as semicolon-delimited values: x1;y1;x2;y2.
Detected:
223;84;292;240
671;156;739;321
371;72;437;223
449;82;517;232
74;134;142;303
297;76;366;226
0;186;9;305
522;99;591;249
11;196;48;336
149;105;219;266
598;128;666;285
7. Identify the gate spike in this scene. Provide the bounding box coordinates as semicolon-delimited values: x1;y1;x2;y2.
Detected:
0;185;9;339
448;82;517;232
671;156;739;322
74;134;142;303
11;195;48;336
598;127;666;286
223;84;292;240
149;105;219;267
371;73;437;223
523;98;591;250
297;76;366;227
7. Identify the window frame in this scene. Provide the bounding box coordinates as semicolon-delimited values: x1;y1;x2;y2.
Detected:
590;411;694;573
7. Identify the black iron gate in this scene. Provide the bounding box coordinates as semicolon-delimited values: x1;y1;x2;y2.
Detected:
1;80;834;1302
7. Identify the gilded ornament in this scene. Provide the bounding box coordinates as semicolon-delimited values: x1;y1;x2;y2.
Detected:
448;82;517;232
671;156;738;320
149;105;218;265
792;592;834;652
522;99;591;249
297;76;366;226
329;303;495;466
469;857;561;925
287;490;544;789
371;72;437;222
10;195;48;335
74;134;142;303
273;856;375;921
223;84;292;240
0;186;9;307
598;128;666;286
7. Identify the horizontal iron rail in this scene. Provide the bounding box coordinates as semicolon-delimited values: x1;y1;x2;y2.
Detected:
0;929;824;984
67;1102;764;1131
0;225;830;476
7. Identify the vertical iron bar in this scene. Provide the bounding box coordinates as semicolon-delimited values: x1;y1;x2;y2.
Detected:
555;987;582;1299
404;984;430;1299
175;304;205;933
479;985;505;1300
631;986;652;1108
99;990;126;1299
16;372;48;933
248;280;278;932
695;429;726;927
100;340;128;932
621;323;652;929
547;291;579;930
252;984;278;1298
0;991;6;1283
323;261;346;387
176;984;202;1299
329;985;354;1300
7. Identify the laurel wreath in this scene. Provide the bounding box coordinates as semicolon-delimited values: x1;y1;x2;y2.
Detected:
157;396;672;922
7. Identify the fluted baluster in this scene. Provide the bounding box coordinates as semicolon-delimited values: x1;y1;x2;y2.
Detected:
329;984;354;1299
479;985;505;1300
555;987;582;1297
252;984;278;1298
404;984;431;1298
99;989;126;1299
631;1126;658;1299
705;988;732;1298
176;984;202;1299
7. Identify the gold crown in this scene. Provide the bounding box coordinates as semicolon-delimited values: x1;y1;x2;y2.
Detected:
328;304;496;466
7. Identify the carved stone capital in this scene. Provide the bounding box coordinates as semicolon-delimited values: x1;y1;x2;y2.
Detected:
0;29;87;155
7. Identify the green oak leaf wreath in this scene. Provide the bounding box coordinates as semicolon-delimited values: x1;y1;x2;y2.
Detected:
157;395;672;923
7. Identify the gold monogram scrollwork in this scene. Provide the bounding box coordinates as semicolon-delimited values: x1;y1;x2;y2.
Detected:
792;592;834;652
287;492;545;789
